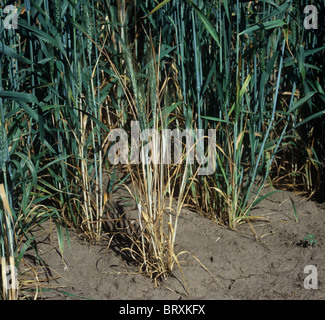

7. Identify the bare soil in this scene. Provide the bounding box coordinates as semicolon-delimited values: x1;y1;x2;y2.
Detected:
21;185;325;300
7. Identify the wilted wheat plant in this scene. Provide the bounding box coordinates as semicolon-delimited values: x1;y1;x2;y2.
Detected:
0;0;324;299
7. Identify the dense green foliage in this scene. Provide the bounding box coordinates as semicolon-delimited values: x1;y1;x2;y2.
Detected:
0;0;324;299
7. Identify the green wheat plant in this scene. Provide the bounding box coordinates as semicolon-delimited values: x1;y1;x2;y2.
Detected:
0;0;324;299
0;0;112;298
149;0;324;228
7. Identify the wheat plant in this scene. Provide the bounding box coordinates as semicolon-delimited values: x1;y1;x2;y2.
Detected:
0;0;324;299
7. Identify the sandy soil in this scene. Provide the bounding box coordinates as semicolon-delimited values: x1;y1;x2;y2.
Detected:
20;185;325;300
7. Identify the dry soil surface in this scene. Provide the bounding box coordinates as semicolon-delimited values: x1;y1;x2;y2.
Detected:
22;186;325;300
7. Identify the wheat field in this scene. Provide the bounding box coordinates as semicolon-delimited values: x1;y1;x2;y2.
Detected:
0;0;324;299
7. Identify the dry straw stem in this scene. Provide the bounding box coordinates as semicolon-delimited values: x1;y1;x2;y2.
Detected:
18;263;71;300
0;183;18;300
